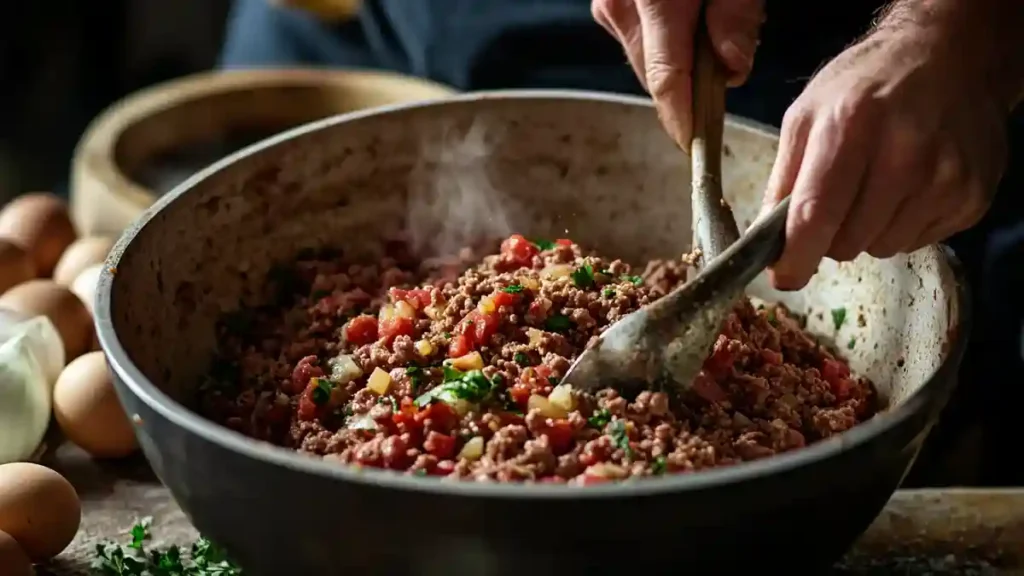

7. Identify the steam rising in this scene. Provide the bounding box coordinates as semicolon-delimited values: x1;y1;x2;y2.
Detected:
406;120;513;259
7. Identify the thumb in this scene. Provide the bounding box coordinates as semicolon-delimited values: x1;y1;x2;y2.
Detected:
706;0;765;86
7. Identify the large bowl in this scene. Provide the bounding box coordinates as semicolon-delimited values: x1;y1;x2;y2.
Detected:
95;91;968;575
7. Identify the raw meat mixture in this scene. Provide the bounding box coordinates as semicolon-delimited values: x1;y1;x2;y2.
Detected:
198;234;876;485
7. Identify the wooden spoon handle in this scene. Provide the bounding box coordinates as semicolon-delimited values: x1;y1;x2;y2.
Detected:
690;20;740;264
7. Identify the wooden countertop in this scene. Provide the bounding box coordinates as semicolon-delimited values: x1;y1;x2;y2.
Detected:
33;443;1024;575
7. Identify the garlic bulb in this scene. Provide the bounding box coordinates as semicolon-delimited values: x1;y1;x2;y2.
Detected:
0;308;65;464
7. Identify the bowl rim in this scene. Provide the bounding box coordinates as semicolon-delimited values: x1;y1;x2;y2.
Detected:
94;89;971;500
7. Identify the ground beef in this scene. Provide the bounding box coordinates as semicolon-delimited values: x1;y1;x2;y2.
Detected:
198;234;876;486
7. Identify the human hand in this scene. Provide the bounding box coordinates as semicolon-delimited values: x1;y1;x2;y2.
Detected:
591;0;765;149
760;25;1008;290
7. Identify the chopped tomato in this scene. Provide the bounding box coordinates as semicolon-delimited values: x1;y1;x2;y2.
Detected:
379;316;415;343
692;372;728;403
821;358;851;383
447;333;473;358
424;431;456;459
508;384;532;409
296;394;319;421
430;460;456;476
343;315;379;346
544;420;575;455
415;402;458;431
471;311;501;344
288;355;323;395
381;435;411;469
580;474;613;486
555;239;573;247
491;290;521;309
499;234;539;268
389;288;432;309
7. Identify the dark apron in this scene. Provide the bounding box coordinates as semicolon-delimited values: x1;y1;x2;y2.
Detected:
220;0;1024;486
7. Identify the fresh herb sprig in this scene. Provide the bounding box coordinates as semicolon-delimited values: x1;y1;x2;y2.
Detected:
92;518;242;576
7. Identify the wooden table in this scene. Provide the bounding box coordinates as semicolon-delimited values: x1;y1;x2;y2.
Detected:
33;443;1024;575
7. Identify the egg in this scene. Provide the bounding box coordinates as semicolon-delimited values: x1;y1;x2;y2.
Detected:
0;530;32;576
0;280;92;360
69;264;103;315
0;193;77;277
0;241;35;296
0;462;81;562
52;236;114;287
54;351;137;459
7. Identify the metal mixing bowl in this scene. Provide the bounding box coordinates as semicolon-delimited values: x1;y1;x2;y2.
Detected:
94;91;969;575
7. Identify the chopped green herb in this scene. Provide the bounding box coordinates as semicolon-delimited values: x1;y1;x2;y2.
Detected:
91;519;241;575
442;332;452;339
531;238;556;250
651;455;668;475
405;366;424;392
377;395;398;410
547;376;559;386
622;275;643;286
847;337;856;350
609;419;635;458
831;307;847;330
414;469;428;476
502;284;525;294
414;369;496;408
513;352;531;367
766;310;777;326
588;409;611;428
602;288;616;298
310;377;333;405
544;314;572;332
441;362;465;382
571;264;595;288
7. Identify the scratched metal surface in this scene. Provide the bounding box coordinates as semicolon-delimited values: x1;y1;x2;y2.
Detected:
33;442;1024;575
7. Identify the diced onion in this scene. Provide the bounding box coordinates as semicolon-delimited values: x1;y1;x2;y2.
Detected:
366;367;392;395
328;354;363;384
395;300;417;319
527;328;544;347
450;351;484;371
548;384;576;412
458;436;485;461
347;414;377;430
452;399;474;417
424;305;442;320
586;462;627;479
414;339;434;357
521;277;540;291
478;296;496;314
379;304;396;322
541;264;573;279
528;394;568;419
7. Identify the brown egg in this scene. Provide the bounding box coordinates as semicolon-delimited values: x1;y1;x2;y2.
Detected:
0;280;93;360
0;193;77;277
0;240;35;295
69;263;104;315
0;530;33;576
52;236;114;286
0;462;81;562
54;351;138;459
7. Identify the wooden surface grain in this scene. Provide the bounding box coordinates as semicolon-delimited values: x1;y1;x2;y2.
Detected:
32;442;1024;575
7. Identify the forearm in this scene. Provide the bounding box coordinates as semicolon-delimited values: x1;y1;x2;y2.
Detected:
875;0;1024;111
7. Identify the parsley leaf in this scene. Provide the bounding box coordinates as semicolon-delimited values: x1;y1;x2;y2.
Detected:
602;288;615;298
588;408;611;428
91;519;241;576
544;314;572;332
502;284;525;294
622;275;643;286
310;377;333;405
405;366;424;392
831;307;847;330
513;352;531;367
414;368;496;407
571;264;595;288
531;238;556;250
651;455;667;475
609;419;635;459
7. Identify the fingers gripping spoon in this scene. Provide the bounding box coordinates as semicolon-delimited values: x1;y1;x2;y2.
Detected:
560;22;792;396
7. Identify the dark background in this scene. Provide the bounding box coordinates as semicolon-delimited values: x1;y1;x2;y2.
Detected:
0;1;231;203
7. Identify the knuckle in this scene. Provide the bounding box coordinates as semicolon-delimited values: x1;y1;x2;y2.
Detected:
645;60;686;100
792;195;842;234
829;91;878;127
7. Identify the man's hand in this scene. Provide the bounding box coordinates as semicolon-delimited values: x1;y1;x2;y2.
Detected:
591;0;765;149
761;3;1012;289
